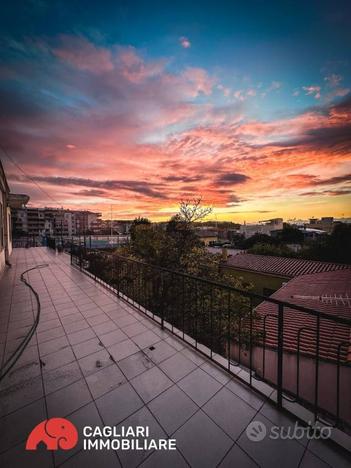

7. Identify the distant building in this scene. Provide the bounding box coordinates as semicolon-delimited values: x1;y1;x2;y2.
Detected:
306;217;336;234
239;218;283;238
299;227;326;241
11;207;101;237
0;160;29;274
224;253;351;296
99;219;132;235
195;227;218;246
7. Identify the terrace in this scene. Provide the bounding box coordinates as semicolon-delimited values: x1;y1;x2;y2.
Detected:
0;247;350;467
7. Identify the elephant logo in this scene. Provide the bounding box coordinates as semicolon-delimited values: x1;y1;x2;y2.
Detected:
26;417;78;451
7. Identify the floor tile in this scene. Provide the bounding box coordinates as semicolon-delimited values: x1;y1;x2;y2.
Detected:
78;349;112;377
93;320;118;336
130;367;173;403
114;314;137;328
237;414;305;468
38;335;69;356
218;443;258;467
53;402;103;466
148;385;198;435
181;347;207;366
201;361;232;385
42;346;76;372
118;351;154;380
46;379;92;417
95;382;144;425
202;387;256;440
85;364;126;399
0;398;46;453
72;337;104;359
115;406;167;468
226;378;266;411
132;330;161;349
307;438;351;468
43;361;82;394
0;375;44;417
60;447;120;468
174;410;233;468
122;322;149;338
159;352;197;382
299;450;330;468
259;401;308;446
86;313;110;326
62;319;90;334
99;328;128;347
140;447;188;468
108;339;139;362
67;328;96;346
0;441;54;468
178;368;222;406
0;356;41;390
143;340;177;364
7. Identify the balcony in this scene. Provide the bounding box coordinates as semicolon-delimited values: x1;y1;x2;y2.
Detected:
0;247;350;467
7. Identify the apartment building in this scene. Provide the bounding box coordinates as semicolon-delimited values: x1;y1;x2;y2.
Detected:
12;207;101;237
239;218;283;238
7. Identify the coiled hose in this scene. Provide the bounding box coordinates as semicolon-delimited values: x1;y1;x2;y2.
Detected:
0;264;48;383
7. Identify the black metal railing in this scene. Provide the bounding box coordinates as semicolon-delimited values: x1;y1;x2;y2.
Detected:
70;245;351;432
12;235;42;248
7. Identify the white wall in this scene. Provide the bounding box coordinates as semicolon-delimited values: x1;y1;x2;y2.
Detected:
0;190;5;276
7;207;12;257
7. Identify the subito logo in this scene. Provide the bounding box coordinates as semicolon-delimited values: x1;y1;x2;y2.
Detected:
26;418;78;451
246;421;267;442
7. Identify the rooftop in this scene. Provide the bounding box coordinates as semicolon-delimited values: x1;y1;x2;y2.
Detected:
226;253;351;278
0;248;349;467
255;269;351;361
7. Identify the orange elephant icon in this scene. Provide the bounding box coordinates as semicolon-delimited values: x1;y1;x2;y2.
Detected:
26;417;78;450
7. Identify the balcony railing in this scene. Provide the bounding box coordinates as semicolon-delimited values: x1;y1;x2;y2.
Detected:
68;244;351;433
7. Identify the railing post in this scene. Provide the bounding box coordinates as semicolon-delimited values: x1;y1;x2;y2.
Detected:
161;271;164;330
79;246;82;271
277;303;284;408
249;297;253;387
314;315;320;421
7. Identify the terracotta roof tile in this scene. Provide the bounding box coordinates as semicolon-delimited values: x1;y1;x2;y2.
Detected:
254;270;351;362
226;253;351;278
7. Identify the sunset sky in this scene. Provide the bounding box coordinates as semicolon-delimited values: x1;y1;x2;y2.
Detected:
1;1;350;221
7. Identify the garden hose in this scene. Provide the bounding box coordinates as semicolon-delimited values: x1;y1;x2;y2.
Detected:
0;264;48;383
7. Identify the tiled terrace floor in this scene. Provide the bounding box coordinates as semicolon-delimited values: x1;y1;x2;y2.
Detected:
0;248;349;468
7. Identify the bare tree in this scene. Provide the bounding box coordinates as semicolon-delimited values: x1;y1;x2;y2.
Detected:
178;196;212;225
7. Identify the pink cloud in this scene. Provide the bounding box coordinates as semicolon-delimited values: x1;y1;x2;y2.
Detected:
267;81;282;92
181;67;214;96
116;46;166;83
303;85;321;99
324;74;342;87
246;89;256;97
233;90;245;101
179;36;191;48
53;35;114;74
